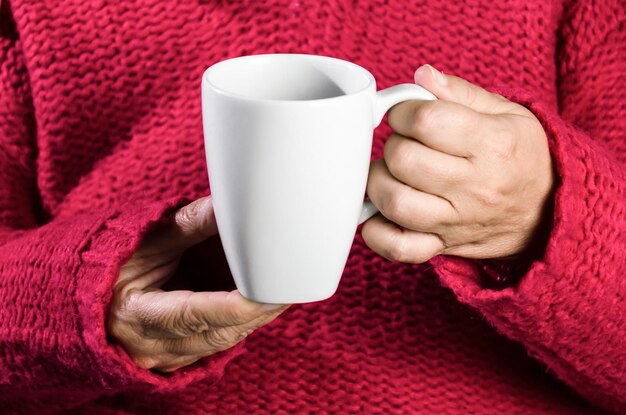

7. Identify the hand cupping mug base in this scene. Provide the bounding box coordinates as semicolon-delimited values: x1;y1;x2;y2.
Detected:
202;54;435;304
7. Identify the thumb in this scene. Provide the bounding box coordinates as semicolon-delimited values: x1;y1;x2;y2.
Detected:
164;196;219;251
413;64;509;114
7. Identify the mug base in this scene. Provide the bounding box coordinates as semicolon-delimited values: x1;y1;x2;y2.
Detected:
238;287;338;305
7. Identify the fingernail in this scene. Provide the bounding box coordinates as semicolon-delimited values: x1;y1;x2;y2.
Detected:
260;303;287;313
424;64;447;86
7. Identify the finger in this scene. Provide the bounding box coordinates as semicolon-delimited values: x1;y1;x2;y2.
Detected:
161;196;219;252
384;133;471;196
413;64;515;115
163;305;288;356
361;215;445;264
387;98;488;157
127;289;288;338
367;159;457;233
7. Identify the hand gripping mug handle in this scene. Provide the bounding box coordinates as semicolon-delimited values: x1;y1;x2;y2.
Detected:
358;84;437;224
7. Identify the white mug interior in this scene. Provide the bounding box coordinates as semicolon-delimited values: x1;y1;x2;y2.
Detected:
204;54;374;101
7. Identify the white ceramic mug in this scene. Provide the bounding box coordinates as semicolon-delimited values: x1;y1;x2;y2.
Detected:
202;54;435;304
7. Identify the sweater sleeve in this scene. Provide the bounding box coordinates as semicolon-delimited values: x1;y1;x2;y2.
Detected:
433;2;626;413
0;4;242;410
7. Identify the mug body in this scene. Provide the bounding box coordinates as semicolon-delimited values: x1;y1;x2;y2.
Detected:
202;54;376;303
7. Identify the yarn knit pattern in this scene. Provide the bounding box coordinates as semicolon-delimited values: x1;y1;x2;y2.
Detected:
0;0;624;414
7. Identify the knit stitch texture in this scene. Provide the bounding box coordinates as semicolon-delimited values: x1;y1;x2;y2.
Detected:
0;0;624;414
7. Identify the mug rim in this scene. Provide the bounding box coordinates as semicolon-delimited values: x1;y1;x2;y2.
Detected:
202;53;376;104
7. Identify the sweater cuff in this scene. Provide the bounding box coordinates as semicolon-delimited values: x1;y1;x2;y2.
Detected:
75;197;244;392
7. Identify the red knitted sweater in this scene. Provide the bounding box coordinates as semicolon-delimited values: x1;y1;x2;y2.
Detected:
0;0;624;414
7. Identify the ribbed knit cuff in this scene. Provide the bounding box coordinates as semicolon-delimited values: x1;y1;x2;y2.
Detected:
75;197;245;393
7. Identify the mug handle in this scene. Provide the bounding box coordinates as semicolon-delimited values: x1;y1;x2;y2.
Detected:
358;84;437;225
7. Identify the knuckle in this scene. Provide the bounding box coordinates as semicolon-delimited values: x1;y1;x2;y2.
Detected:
135;309;166;338
461;84;478;107
487;125;518;161
176;201;200;228
385;139;413;179
494;136;517;161
384;233;410;263
180;304;209;335
381;191;407;220
411;101;441;135
109;290;144;337
474;185;505;208
203;327;238;350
